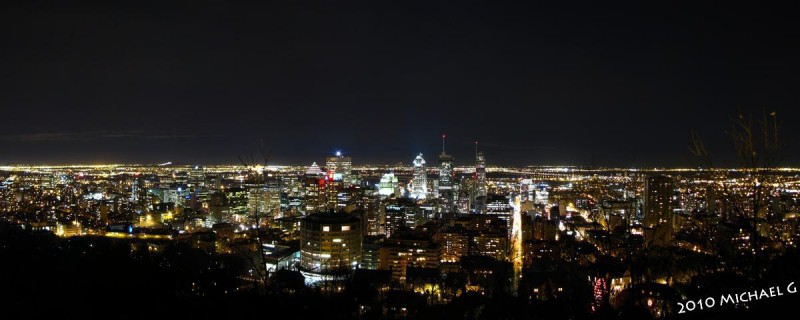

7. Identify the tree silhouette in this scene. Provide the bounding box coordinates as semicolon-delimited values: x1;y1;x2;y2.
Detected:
236;139;273;293
690;109;785;280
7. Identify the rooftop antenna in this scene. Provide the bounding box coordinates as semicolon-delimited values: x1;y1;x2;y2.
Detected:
475;140;479;158
442;134;446;154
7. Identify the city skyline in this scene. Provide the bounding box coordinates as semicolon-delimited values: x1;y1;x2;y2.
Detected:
3;2;800;319
2;2;799;166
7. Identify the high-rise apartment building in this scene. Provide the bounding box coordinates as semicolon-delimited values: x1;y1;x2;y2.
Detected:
644;176;674;246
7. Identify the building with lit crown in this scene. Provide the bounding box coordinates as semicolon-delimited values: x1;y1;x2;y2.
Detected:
326;152;353;186
410;153;428;200
379;173;400;198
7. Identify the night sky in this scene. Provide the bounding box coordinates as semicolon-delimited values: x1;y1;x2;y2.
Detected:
1;1;798;167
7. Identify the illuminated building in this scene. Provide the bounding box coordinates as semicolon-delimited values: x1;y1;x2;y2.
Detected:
299;211;362;284
189;165;205;188
472;232;508;261
326;151;353;186
264;244;300;273
475;150;487;198
410;153;428;200
321;155;350;211
456;190;471;214
130;178;139;203
303;162;327;213
306;162;323;176
382;198;421;238
361;235;384;270
265;178;283;218
599;200;636;231
644;176;675;246
485;194;513;227
379;230;439;284
247;187;269;217
438;134;455;216
378;173;400;198
535;186;550;206
55;221;82;237
443;214;510;261
325;179;343;211
437;226;469;263
519;178;534;202
359;194;383;236
224;187;248;221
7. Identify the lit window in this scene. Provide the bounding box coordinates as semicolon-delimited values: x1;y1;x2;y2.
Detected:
333;238;342;243
323;226;330;232
342;225;350;231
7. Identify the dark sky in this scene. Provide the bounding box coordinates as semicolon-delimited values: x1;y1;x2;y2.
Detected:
1;1;798;167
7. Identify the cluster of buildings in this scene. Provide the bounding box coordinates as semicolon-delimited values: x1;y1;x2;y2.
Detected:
2;143;800;317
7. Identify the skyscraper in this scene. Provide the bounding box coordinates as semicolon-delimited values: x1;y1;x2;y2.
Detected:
643;175;674;246
438;135;455;215
326;151;353;186
475;150;487;197
189;165;205;188
410;153;428;200
473;147;487;214
303;162;326;213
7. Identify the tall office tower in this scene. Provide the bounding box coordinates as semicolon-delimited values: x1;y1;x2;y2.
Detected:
247;187;270;217
189;165;205;188
326;151;353;186
303;177;325;213
130;178;138;202
265;178;283;218
362;196;383;236
472;145;487;214
299;211;362;284
325;177;342;211
438;134;455;215
410;153;428;200
303;162;326;213
475;150;487;197
382;198;420;238
644;176;675;246
456;190;471;214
